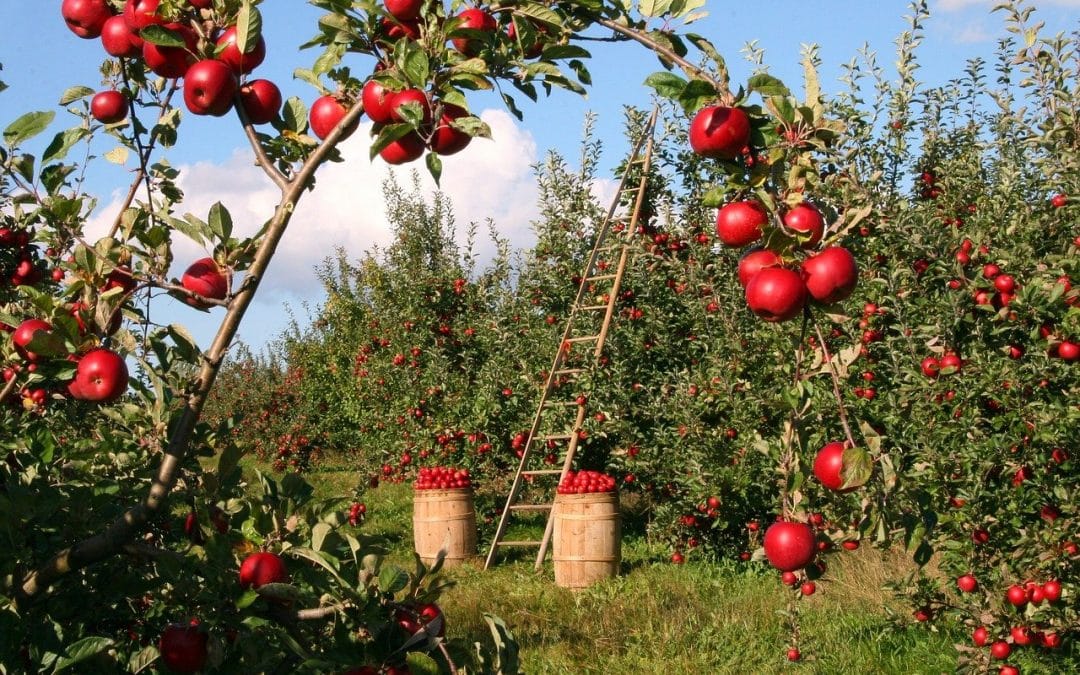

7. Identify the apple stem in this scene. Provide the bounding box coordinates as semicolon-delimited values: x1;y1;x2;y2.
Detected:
811;317;858;451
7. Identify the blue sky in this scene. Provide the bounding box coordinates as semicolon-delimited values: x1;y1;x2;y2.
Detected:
3;1;1079;350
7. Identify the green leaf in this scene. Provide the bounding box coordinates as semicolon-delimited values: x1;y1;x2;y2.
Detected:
104;146;129;164
426;152;442;186
311;522;332;552
282;96;308;133
139;24;186;48
378;564;409;594
53;636;114;671
640;0;674;17
236;1;263;57
643;72;687;100
42;128;89;165
701;186;727;208
540;45;590;60
288;546;348;586
747;74;791;98
404;653;440;675
59;86;94;106
167;324;201;363
207;202;233;240
4;111;55;146
396;39;430;87
235;589;260;609
369;123;415;159
840;446;873;490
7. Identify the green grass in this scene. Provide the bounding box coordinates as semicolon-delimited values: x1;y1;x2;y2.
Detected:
258;461;962;673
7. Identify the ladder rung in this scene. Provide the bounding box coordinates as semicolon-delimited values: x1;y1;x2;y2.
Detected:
509;504;553;511
496;540;543;547
586;273;617;281
522;469;563;475
578;304;608;311
552;368;585;375
538;434;572;441
565;335;600;343
544;400;580;407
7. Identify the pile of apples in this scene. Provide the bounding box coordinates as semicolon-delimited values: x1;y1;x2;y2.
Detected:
414;466;471;490
557;469;617;494
688;104;859;322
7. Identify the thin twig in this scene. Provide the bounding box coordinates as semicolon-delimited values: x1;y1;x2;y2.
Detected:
594;18;731;103
811;318;858;450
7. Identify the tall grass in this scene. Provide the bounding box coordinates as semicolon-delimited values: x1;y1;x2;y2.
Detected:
272;462;962;673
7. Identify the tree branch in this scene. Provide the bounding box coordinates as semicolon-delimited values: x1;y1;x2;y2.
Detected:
594;18;731;104
16;100;367;602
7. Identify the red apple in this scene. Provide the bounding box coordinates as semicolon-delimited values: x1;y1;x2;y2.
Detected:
62;0;113;39
159;623;208;673
389;88;432;124
310;95;358;140
239;79;282;125
1051;193;1068;208
939;352;963;374
183;60;238;116
1057;340;1079;361
715;200;767;247
123;0;163;31
181;257;228;307
801;246;858;304
1006;584;1028;607
783;203;825;247
990;641;1011;660
188;0;213;7
384;0;424;21
762;521;816;571
1042;579;1062;602
688;105;750;160
451;8;498;56
972;626;989;646
91;90;128;124
379;132;426;165
362;79;395;124
737;248;781;288
142;23;197;78
429;104;472;155
69;348;129;403
813;441;858;492
957;574;977;593
12;319;59;363
745;267;807;322
100;14;143;57
920;356;940;378
215;26;267;75
239;551;288;589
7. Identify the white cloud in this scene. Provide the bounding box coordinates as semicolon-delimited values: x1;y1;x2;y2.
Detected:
81;110;545;348
89;109;542;300
954;20;992;44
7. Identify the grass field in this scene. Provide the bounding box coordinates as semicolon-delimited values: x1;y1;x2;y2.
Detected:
259;461;967;673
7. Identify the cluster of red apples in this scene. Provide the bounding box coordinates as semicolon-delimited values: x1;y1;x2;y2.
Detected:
557;469;617;494
414;465;472;490
62;0;282;125
689;105;859;322
60;0;499;165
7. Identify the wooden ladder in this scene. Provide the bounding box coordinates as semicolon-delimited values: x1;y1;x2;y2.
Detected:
484;107;659;571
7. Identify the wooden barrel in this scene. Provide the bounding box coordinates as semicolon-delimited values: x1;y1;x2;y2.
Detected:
413;488;477;568
552;491;621;588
